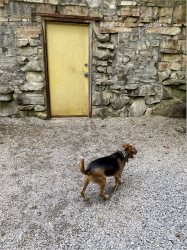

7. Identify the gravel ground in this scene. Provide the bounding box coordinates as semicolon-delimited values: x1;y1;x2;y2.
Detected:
0;116;186;250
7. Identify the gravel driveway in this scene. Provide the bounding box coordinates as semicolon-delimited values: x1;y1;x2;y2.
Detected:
0;116;186;249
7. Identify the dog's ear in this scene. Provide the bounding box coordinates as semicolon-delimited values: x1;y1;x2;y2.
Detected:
122;143;130;150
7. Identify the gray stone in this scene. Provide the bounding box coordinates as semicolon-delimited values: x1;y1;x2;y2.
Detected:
17;93;45;105
118;1;137;6
18;47;37;56
138;85;156;96
124;84;138;90
92;92;111;106
20;82;44;91
97;34;110;42
161;86;173;99
86;0;102;8
26;72;43;82
0;93;13;101
107;66;113;74
34;105;46;112
158;70;171;82
92;106;118;117
18;105;34;111
21;61;42;72
0;85;13;94
97;43;115;50
129;98;146;116
17;39;29;48
94;60;108;66
111;94;130;109
0;101;17;116
97;66;107;73
145;95;162;105
94;49;114;60
145;108;152;116
152;99;186;118
163;79;186;86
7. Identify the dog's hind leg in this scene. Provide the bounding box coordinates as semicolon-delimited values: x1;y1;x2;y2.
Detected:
97;176;109;200
80;176;89;199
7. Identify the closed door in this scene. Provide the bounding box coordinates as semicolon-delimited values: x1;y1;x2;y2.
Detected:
46;22;89;117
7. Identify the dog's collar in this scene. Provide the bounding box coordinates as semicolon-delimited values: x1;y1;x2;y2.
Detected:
119;150;130;162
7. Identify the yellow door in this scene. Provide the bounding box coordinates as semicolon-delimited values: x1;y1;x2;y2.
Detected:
46;22;89;117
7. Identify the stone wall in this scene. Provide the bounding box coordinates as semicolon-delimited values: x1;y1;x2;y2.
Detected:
0;0;186;118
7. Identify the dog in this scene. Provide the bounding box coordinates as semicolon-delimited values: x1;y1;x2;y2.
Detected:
80;143;137;200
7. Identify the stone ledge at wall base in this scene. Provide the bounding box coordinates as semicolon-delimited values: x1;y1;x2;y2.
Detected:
152;99;186;118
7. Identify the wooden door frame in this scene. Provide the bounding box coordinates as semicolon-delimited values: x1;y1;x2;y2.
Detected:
42;16;94;119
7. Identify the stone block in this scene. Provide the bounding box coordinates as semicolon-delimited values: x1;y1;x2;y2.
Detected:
124;84;138;90
170;62;182;71
0;93;13;101
17;93;45;105
94;49;114;60
145;95;161;105
118;1;137;6
0;101;17;116
163;79;186;86
158;62;170;71
60;5;88;16
160;38;179;53
34;105;46;112
173;4;186;24
97;43;115;50
86;0;102;8
96;34;110;42
159;17;172;24
26;72;43;82
18;47;38;56
146;26;181;36
35;3;56;14
159;7;173;17
119;6;140;17
92;106;118;117
129;98;146;117
20;81;44;91
15;26;41;39
110;94;130;109
94;60;108;66
158;70;171;81
0;85;13;94
163;54;182;62
97;66;107;73
17;39;29;48
152;99;186;118
140;7;153;22
92;91;111;106
21;61;42;72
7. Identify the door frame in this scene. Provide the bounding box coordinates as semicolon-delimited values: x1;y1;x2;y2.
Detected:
43;17;93;119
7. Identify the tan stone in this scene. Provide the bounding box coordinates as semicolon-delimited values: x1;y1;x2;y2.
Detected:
159;7;173;17
159;17;172;24
119;6;140;17
163;54;183;62
140;6;153;22
158;62;170;71
170;62;182;71
118;1;137;6
15;26;41;39
173;4;186;24
62;5;89;16
146;26;181;36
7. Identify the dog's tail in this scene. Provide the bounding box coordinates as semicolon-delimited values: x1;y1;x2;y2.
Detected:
79;156;87;175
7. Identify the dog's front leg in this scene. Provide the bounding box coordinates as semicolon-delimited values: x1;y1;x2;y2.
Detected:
114;174;122;192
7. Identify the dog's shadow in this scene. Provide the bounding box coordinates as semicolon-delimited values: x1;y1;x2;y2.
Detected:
79;173;141;205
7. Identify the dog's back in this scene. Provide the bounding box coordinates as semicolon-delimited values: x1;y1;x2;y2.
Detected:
86;151;124;176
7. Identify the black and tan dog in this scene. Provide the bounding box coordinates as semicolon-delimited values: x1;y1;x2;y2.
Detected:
80;144;137;200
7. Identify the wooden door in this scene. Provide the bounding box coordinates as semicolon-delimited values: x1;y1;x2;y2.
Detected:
46;22;89;117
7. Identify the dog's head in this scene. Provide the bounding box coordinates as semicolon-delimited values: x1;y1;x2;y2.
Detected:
122;144;137;158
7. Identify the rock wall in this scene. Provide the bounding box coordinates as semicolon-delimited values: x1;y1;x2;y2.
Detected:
0;0;186;118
